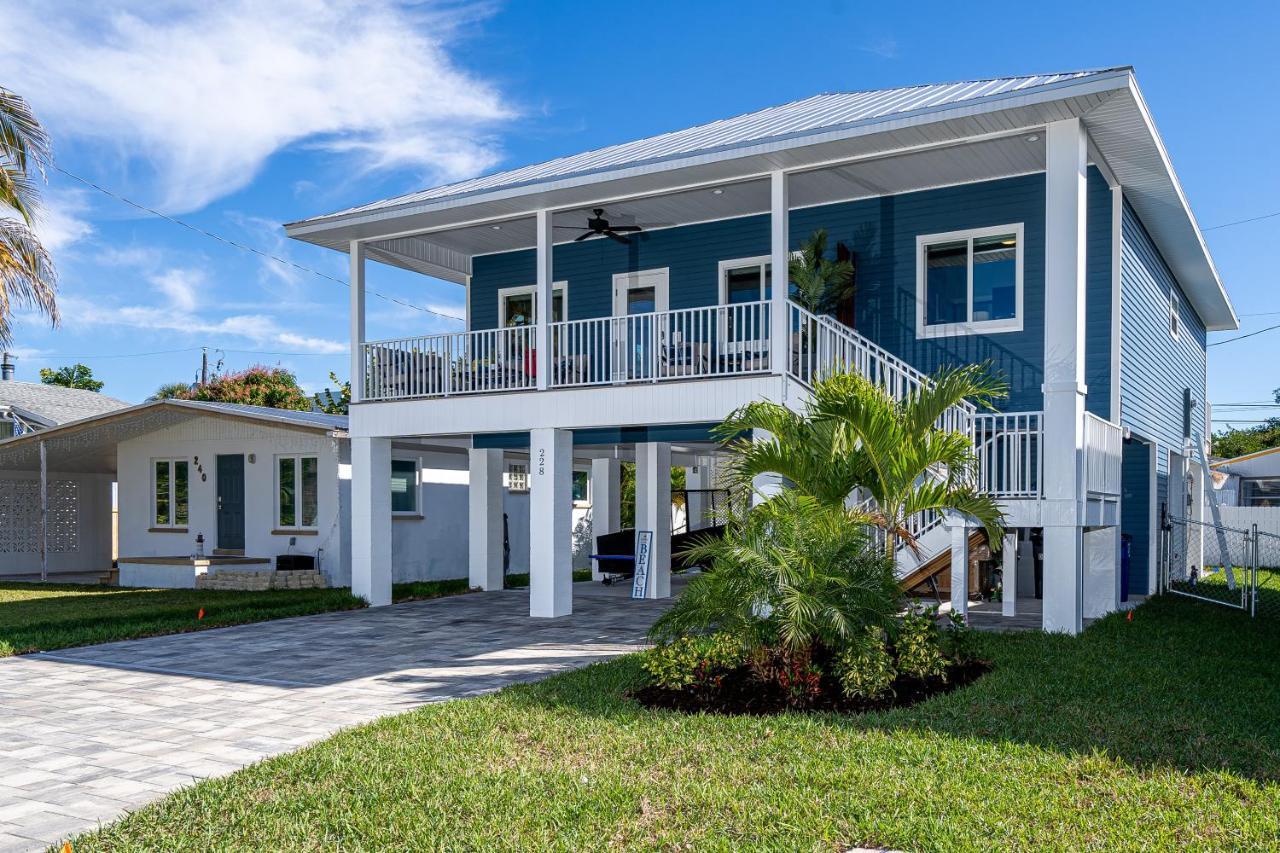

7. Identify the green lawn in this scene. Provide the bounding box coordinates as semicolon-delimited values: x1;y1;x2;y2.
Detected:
70;594;1280;850
0;583;367;656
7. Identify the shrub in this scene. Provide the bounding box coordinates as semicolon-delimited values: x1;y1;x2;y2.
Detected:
642;633;745;692
943;609;977;664
749;645;824;708
835;626;897;700
650;492;901;653
896;607;948;681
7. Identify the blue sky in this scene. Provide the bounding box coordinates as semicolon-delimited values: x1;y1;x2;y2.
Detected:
3;0;1278;428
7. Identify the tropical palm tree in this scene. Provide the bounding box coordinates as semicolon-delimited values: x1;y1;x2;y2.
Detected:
0;87;58;346
715;363;1008;557
788;228;853;315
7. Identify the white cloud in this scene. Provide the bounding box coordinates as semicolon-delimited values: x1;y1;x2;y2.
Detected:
859;37;899;59
35;188;94;252
149;268;201;312
0;1;513;212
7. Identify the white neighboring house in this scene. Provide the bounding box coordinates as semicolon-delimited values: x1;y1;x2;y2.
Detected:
0;399;569;587
0;361;129;576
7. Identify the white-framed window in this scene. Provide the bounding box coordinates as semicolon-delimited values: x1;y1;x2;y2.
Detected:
499;282;567;327
505;462;529;493
916;224;1024;338
716;253;803;305
391;457;421;515
152;458;189;528
276;455;319;529
572;469;590;507
1169;289;1181;340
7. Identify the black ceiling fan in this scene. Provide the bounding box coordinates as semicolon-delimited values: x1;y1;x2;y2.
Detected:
555;208;647;244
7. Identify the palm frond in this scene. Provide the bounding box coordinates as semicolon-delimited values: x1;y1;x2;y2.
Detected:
0;89;52;225
0;217;58;345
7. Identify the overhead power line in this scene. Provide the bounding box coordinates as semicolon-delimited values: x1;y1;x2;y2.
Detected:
21;346;344;361
1202;210;1280;232
2;142;464;323
1210;322;1280;347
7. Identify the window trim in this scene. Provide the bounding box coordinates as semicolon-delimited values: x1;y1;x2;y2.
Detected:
1169;288;1181;340
915;223;1024;339
572;468;591;508
275;454;320;531
151;458;189;530
498;281;567;327
390;455;422;517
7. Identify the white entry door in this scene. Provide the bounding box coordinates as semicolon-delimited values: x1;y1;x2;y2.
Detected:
611;269;669;381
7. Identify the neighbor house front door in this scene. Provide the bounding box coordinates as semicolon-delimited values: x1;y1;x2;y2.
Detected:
216;454;246;551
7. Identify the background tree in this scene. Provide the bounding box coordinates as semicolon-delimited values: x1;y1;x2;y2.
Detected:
174;365;311;411
313;372;350;415
39;363;103;392
0;88;58;345
149;381;193;401
1212;386;1280;458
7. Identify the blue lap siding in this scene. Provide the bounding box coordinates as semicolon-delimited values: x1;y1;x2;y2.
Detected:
470;170;1118;414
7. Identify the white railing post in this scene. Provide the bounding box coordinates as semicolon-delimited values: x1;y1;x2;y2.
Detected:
535;209;553;391
769;170;790;376
350;240;366;403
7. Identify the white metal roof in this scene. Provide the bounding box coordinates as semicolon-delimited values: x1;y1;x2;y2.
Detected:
286;67;1236;331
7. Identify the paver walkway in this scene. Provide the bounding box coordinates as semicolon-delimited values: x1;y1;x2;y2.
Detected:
0;580;675;852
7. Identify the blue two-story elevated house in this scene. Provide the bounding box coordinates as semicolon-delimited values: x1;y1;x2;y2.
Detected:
286;68;1235;634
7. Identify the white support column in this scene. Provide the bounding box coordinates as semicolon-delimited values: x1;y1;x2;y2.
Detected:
769;170;790;376
685;458;712;531
349;240;366;403
351;436;392;606
1041;117;1089;635
950;524;969;618
468;448;505;591
1001;530;1018;618
636;441;672;598
590;456;620;581
529;427;573;617
535;209;553;391
1043;527;1083;633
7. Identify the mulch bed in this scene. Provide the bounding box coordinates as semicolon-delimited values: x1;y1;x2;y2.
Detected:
629;660;992;715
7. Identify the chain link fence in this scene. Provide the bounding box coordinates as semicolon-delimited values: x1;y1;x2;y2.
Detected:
1161;509;1279;618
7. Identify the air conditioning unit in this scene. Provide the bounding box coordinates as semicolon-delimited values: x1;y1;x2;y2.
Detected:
276;554;315;572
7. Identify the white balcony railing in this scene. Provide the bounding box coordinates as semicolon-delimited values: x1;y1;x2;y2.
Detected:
973;411;1042;498
363;325;538;400
788;303;975;436
549;302;771;388
1084;411;1123;497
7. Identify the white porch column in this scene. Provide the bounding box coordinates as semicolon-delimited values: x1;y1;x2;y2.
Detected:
349;240;366;403
351;436;392;606
636;441;672;598
949;524;969;617
590;456;620;581
1041;117;1089;635
468;448;505;591
1083;525;1119;619
1001;531;1018;617
769;170;790;376
685;457;712;531
529;427;573;617
535;209;553;391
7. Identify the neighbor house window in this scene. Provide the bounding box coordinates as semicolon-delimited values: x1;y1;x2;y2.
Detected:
1169;289;1181;340
391;458;420;515
505;463;529;493
1242;478;1280;507
153;459;189;528
572;470;590;506
916;225;1023;338
277;455;319;529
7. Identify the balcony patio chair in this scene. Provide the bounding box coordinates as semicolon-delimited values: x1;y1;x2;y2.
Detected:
660;340;710;377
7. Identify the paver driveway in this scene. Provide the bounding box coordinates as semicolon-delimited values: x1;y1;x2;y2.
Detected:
0;580;675;852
